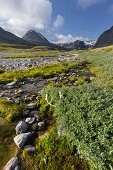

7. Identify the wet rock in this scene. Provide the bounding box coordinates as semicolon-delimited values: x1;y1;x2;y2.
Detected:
27;102;37;109
24;145;36;152
15;121;28;133
14;132;32;148
6;81;17;88
23;110;30;117
4;157;18;170
0;93;4;97
58;129;64;136
25;117;35;124
29;111;40;119
38;121;45;127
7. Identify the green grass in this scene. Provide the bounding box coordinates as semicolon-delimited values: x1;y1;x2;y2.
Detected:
0;118;17;169
77;46;113;88
0;99;27;122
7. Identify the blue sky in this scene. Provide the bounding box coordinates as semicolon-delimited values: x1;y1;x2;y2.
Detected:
0;0;113;43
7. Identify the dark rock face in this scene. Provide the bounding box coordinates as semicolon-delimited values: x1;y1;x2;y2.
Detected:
94;26;113;48
58;40;89;50
23;30;50;46
0;27;33;46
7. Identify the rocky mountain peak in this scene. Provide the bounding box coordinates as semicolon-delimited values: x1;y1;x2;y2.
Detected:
22;30;50;46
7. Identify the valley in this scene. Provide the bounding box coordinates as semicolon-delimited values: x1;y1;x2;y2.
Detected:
0;41;112;170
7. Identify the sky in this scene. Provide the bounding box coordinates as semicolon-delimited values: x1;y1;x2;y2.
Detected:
0;0;113;43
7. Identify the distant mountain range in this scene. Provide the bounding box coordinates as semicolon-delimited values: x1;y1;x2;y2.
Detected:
1;26;113;50
57;40;96;50
94;26;113;48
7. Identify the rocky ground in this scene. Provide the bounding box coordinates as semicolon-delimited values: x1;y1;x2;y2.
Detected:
0;54;78;71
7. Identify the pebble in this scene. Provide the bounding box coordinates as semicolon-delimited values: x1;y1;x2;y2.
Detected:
38;122;45;127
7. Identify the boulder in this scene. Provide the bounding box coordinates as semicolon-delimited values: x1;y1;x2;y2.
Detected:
27;103;37;109
4;157;18;170
25;117;35;124
14;132;32;148
15;121;28;133
29;111;40;119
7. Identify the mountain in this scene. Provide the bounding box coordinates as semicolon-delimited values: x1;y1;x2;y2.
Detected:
57;40;90;50
94;26;113;48
0;27;33;46
22;30;50;46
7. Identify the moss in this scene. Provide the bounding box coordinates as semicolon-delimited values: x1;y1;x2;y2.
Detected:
76;76;90;85
19;128;89;170
0;119;18;169
68;76;77;83
0;99;27;122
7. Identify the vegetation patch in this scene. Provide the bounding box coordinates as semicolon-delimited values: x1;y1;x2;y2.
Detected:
0;99;27;122
19;128;89;170
42;84;113;169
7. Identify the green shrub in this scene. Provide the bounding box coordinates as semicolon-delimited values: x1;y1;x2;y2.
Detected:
42;84;113;169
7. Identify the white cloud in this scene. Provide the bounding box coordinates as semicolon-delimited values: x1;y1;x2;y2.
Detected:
0;0;52;36
51;33;89;44
77;0;105;8
53;15;65;28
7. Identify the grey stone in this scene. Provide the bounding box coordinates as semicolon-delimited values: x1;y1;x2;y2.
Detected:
25;117;35;124
15;121;28;133
23;110;30;117
6;81;17;88
24;145;36;152
4;157;18;170
27;103;37;109
38;122;45;127
14;132;32;148
29;111;40;119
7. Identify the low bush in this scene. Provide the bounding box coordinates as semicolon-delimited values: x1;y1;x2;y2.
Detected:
42;84;113;169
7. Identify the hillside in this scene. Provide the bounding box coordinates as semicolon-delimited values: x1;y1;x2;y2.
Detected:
94;26;113;48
